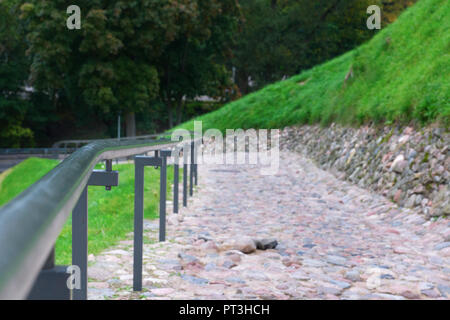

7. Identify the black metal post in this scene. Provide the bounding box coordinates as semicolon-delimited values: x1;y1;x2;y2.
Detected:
27;247;71;300
183;145;188;207
28;168;118;301
73;169;118;300
105;159;113;191
133;162;144;292
133;153;168;292
194;140;198;186
173;149;179;214
159;151;171;242
72;187;88;300
190;141;194;196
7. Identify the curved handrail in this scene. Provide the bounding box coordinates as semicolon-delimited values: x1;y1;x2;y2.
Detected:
52;134;160;148
0;148;75;155
0;137;180;299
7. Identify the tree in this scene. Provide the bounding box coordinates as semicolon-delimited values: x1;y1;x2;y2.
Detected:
157;0;241;127
231;0;416;94
21;0;193;137
0;0;33;147
381;0;417;25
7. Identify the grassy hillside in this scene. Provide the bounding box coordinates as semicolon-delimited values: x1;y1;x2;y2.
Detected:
178;0;449;131
0;158;175;264
0;158;60;206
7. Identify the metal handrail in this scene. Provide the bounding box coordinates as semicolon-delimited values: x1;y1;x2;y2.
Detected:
0;137;180;299
0;148;76;155
0;135;160;155
52;134;160;148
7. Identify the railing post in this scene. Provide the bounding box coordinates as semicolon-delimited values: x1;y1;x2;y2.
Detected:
173;148;180;214
27;246;72;300
133;151;170;292
27;166;118;301
194;141;198;186
72;187;88;300
159;150;171;242
190;141;194;196
183;144;188;207
133;160;144;292
72;166;119;300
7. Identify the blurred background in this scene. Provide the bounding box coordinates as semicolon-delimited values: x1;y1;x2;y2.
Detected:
0;0;415;148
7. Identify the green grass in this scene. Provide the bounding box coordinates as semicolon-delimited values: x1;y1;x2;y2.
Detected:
0;158;60;206
0;158;176;265
176;0;449;131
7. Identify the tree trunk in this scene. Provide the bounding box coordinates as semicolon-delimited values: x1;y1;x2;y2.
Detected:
271;0;277;10
237;69;250;95
176;97;184;125
167;99;174;128
125;112;136;137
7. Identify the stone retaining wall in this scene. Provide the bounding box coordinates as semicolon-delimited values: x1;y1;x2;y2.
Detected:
280;124;449;218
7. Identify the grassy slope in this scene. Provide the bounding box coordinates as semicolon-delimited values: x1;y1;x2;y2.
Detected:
0;158;60;205
177;0;449;132
0;158;175;265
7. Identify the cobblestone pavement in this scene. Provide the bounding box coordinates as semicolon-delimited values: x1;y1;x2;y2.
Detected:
88;152;449;300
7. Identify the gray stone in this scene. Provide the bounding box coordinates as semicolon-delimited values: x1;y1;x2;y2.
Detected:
408;149;417;160
89;288;115;299
178;252;199;263
291;271;310;281
437;285;450;298
197;231;212;242
418;282;434;291
180;274;209;285
445;232;450;242
421;289;440;298
107;278;121;285
405;195;416;208
254;238;278;250
225;277;246;284
318;286;343;296
344;270;361;282
158;259;180;265
391;155;408;173
88;266;112;281
222;260;237;269
141;292;156;298
205;263;217;271
222;236;257;254
434;242;450;251
373;293;406;300
302;258;327;267
326;255;348;266
245;271;269;281
328;279;351;289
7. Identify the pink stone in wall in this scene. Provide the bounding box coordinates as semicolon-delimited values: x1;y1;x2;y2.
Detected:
394;190;403;203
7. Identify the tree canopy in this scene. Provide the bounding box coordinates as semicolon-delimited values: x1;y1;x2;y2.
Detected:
157;0;241;127
231;0;417;94
0;0;416;146
22;0;197;136
0;0;33;147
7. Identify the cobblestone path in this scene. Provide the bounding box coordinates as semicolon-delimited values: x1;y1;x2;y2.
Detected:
88;152;449;300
